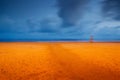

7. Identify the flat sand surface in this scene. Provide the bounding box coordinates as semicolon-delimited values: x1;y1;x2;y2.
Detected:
0;42;120;80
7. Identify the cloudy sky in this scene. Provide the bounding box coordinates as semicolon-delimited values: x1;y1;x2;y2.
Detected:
0;0;120;41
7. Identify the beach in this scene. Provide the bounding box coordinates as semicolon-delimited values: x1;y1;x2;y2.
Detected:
0;42;120;80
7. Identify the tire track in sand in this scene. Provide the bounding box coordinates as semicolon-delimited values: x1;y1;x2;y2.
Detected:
48;43;86;80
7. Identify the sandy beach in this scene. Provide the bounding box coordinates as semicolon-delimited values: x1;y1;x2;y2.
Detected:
0;42;120;80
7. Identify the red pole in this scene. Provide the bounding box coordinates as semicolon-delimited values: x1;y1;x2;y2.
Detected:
90;36;94;43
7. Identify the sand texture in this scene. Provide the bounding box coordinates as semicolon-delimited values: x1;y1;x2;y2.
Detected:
0;42;120;80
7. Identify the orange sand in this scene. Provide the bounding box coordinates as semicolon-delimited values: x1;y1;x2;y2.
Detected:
0;42;120;80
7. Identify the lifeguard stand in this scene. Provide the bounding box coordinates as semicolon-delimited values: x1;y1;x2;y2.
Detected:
90;35;94;43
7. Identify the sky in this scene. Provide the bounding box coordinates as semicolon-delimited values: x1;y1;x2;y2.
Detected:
0;0;120;41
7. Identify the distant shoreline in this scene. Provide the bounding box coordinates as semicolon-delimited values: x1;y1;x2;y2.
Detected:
0;39;120;42
0;41;120;43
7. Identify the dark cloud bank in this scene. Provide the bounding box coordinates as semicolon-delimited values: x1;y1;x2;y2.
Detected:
57;0;120;26
103;0;120;20
57;0;89;27
1;0;120;32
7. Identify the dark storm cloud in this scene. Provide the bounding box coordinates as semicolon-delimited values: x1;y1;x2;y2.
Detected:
57;0;89;27
103;0;120;20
